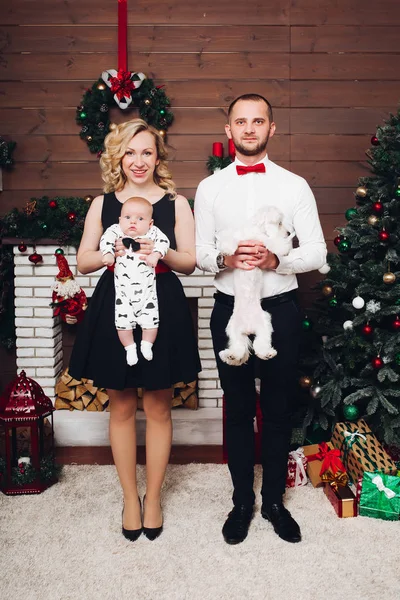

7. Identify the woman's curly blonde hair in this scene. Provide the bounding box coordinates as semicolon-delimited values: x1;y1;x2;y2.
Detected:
100;119;176;199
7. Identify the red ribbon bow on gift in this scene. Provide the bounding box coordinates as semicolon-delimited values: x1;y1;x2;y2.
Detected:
236;163;266;176
109;69;137;100
315;442;346;476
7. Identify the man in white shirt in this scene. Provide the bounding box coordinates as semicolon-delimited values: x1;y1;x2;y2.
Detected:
195;94;327;545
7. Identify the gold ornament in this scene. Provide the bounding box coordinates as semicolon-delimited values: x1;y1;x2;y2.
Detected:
97;83;106;91
84;194;94;203
322;285;333;297
144;98;151;106
86;135;93;142
299;375;312;389
368;215;379;226
383;272;396;284
356;186;367;198
158;129;166;138
25;200;37;216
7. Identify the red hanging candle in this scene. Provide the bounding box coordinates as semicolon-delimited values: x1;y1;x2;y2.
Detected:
212;142;224;158
228;139;236;160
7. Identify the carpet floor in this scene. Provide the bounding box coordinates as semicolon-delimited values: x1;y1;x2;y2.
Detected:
0;464;399;600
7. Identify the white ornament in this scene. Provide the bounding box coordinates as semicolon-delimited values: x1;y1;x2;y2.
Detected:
366;300;381;314
343;320;353;330
318;263;331;274
352;296;365;309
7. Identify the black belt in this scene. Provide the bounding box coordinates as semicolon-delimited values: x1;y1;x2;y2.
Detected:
214;289;298;310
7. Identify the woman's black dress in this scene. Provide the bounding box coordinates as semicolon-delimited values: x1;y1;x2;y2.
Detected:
69;192;201;391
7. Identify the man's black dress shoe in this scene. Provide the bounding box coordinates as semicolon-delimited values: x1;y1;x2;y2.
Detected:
222;505;253;545
261;503;301;543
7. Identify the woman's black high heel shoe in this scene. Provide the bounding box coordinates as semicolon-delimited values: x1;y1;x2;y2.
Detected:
142;494;163;541
122;497;142;542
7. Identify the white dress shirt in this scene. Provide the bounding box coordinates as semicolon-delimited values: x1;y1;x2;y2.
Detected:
194;154;327;298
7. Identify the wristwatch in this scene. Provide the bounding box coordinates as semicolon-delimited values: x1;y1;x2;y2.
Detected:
216;252;227;270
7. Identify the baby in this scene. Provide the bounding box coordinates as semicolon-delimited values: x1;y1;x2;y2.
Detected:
100;196;170;366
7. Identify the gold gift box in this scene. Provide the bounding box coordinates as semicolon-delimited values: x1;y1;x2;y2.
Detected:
330;419;397;484
324;483;357;518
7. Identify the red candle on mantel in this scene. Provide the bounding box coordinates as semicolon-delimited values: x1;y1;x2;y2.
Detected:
212;142;224;158
228;139;235;159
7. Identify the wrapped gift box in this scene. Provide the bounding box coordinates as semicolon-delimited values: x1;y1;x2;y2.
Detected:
302;443;347;488
331;420;397;484
324;483;357;518
358;471;400;521
286;447;308;488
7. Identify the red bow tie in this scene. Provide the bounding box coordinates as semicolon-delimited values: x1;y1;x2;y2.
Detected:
236;163;266;175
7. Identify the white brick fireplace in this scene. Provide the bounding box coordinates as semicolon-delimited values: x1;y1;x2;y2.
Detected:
13;244;223;446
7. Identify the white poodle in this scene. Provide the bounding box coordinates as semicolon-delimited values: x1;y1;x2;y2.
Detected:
217;206;292;366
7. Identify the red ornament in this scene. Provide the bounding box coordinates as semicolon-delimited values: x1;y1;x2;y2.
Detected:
392;317;400;331
372;202;384;215
333;235;343;246
28;252;43;265
48;200;58;209
371;356;384;369
18;242;27;253
379;230;389;242
371;136;379;146
67;211;76;223
362;324;373;336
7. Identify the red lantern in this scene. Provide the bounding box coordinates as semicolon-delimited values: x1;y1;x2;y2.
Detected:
0;371;58;495
372;202;384;215
393;317;400;331
371;356;384;369
362;324;373;336
379;230;389;242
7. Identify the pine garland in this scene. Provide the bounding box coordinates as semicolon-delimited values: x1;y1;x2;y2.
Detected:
0;137;16;169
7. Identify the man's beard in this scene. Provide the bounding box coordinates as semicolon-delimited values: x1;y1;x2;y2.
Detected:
232;133;270;156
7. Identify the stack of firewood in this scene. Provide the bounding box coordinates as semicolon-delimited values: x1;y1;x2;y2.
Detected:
55;369;109;411
55;369;198;411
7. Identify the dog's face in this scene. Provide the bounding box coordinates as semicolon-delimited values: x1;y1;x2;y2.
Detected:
257;206;289;239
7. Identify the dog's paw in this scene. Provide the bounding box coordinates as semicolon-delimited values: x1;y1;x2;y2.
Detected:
219;349;249;366
253;340;277;361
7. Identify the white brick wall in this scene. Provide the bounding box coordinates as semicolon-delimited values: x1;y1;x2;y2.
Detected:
13;245;223;409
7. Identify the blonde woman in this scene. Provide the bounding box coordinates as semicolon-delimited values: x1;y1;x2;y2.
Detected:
69;119;201;542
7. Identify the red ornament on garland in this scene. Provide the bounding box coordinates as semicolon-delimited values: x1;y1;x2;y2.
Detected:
18;242;27;253
28;252;43;265
372;202;384;215
371;136;379;146
379;229;389;242
333;235;343;247
371;356;384;369
362;324;374;336
392;316;400;331
48;200;58;209
67;211;76;223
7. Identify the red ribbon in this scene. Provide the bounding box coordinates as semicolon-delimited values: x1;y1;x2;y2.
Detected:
109;69;136;100
118;0;128;71
308;442;346;476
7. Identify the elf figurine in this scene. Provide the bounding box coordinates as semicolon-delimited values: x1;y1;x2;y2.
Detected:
51;251;87;324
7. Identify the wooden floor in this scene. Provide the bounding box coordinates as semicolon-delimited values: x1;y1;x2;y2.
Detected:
55;445;224;465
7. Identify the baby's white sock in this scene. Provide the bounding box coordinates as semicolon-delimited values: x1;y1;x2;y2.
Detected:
125;343;138;366
141;341;153;361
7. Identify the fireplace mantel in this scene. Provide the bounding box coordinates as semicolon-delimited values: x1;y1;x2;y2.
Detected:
12;243;223;446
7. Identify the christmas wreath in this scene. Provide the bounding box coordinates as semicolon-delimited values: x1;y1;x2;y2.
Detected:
76;74;173;155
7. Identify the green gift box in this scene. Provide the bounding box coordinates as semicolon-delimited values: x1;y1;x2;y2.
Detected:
359;471;400;521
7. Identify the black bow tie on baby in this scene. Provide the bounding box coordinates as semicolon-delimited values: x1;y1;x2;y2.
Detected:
236;163;266;175
122;237;141;252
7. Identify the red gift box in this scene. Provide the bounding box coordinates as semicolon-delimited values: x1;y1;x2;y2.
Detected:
286;448;308;488
324;483;357;518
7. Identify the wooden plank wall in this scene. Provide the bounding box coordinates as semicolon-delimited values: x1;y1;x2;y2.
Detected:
1;0;400;384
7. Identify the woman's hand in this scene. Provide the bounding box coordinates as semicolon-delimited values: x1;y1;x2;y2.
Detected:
114;237;126;258
136;237;155;260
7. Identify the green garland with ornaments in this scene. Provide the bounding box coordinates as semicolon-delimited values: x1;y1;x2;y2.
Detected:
0;196;92;349
0;455;61;488
76;77;173;155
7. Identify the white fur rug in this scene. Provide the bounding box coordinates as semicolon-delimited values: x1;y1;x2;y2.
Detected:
0;464;398;600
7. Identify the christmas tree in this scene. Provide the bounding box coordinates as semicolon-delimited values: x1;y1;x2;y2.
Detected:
301;107;400;446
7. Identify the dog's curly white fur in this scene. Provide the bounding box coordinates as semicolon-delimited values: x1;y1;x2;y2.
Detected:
218;206;292;366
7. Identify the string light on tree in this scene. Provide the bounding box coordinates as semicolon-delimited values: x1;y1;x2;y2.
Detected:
299;376;312;389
